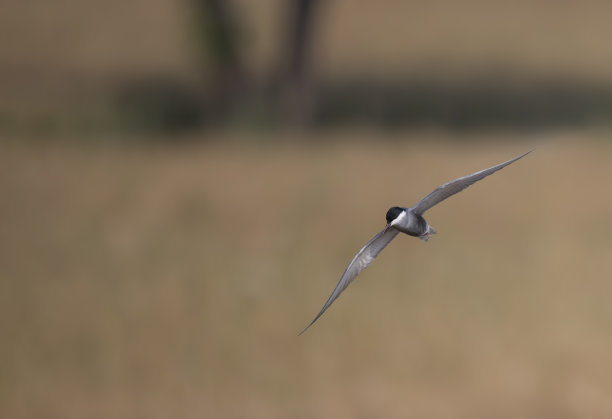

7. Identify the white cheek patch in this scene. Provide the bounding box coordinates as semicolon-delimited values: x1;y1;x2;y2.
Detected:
390;210;406;226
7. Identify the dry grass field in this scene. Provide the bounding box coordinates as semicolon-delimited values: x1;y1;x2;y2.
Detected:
2;131;612;418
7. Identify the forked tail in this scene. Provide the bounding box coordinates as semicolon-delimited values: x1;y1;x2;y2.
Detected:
419;225;437;242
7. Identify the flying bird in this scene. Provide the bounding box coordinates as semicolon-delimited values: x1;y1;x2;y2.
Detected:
299;150;532;335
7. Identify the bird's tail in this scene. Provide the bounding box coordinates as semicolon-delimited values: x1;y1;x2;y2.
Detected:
419;225;437;242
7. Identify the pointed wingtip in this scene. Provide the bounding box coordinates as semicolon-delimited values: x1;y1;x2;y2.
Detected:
297;322;312;336
524;148;536;156
515;148;535;160
297;315;320;336
298;305;331;335
504;148;534;167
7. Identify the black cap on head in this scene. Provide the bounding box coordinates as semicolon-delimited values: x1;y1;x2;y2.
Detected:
385;207;403;224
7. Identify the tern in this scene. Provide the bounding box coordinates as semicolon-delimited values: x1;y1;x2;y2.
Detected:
299;150;532;335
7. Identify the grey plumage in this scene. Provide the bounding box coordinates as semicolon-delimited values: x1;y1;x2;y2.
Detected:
298;228;399;335
299;150;532;335
411;151;531;215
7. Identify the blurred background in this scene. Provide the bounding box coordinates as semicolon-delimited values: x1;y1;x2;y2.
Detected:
2;1;612;418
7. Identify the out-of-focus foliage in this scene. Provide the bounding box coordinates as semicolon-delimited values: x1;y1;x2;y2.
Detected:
2;0;612;136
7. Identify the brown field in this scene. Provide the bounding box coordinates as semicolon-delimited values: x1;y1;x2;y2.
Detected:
2;132;612;418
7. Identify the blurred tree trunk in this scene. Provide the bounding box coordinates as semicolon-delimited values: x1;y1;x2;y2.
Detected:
190;0;321;129
279;0;320;127
192;0;246;121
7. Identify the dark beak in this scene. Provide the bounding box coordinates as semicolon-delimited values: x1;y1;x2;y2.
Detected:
383;223;392;234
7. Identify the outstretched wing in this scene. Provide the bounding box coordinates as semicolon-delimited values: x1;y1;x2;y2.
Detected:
412;150;532;215
299;226;400;335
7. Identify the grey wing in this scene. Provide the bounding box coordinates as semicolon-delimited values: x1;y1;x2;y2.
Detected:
298;227;400;335
412;150;532;215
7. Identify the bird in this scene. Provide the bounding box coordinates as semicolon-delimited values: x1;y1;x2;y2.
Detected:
299;150;532;335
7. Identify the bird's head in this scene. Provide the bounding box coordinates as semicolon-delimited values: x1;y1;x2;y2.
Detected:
385;207;405;230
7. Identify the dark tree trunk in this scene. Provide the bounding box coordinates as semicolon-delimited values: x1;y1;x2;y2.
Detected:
192;0;246;121
279;0;321;127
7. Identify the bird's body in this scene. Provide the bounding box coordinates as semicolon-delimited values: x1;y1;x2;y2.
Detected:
299;150;533;335
385;206;435;240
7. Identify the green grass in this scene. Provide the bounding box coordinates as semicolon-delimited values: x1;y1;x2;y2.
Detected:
2;131;612;418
